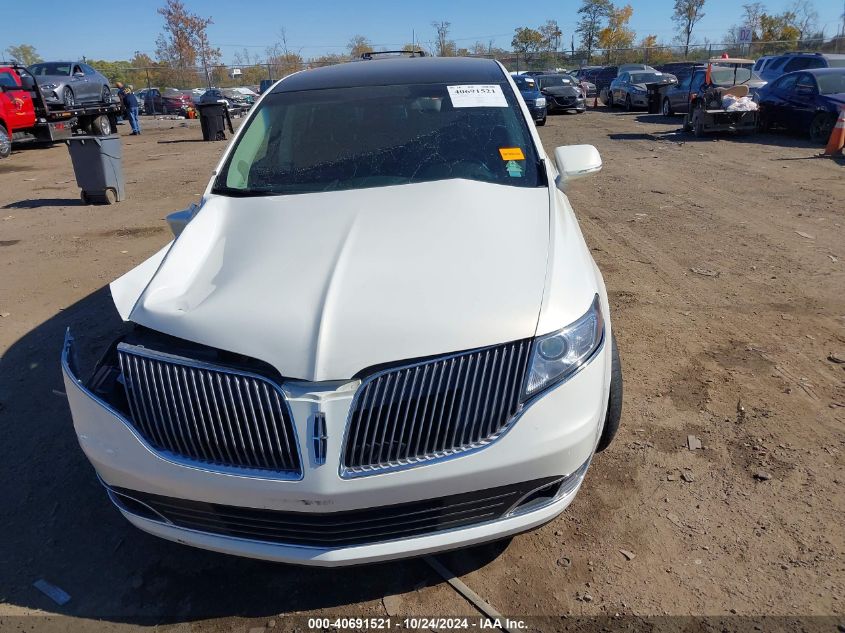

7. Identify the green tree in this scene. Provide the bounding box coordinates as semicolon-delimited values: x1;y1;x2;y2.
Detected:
673;0;706;57
512;27;546;65
5;44;42;66
576;0;613;62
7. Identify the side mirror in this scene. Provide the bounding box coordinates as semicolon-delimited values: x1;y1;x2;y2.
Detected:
166;203;199;238
553;144;602;192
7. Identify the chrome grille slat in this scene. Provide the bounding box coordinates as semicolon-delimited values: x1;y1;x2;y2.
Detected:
117;344;300;476
342;339;531;475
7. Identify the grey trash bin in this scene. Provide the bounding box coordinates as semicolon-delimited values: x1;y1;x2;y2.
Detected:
66;135;125;204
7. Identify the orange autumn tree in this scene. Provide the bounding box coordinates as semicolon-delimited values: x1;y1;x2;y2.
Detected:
598;4;636;63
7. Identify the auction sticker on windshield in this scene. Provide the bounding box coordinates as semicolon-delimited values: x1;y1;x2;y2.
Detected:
447;85;508;108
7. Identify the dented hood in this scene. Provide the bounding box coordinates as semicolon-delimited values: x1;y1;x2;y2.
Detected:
117;179;550;381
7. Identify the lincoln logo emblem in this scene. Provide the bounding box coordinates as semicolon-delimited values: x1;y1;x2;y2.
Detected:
312;412;328;466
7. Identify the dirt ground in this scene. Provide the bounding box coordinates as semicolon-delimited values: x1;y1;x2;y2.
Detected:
0;108;843;632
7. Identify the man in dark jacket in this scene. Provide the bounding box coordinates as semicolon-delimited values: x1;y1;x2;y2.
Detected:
118;82;141;135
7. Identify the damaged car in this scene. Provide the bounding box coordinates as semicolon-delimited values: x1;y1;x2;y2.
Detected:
62;56;622;566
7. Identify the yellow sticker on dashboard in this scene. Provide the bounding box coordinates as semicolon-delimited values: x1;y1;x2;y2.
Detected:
499;147;525;161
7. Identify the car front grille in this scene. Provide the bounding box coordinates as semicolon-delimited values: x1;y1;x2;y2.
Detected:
107;476;562;547
341;339;531;475
554;96;578;107
117;343;301;476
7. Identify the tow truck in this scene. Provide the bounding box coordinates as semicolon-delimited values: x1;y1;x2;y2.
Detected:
0;64;123;159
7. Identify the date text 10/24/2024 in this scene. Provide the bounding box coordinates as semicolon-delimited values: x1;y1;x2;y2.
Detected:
307;617;528;630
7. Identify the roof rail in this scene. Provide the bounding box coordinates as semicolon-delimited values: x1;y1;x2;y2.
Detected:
361;50;426;60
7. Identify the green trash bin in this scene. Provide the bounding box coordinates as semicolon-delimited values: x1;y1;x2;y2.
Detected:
66;135;125;204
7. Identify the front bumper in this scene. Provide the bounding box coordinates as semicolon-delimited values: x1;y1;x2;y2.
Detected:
62;333;610;566
628;93;649;107
548;96;586;112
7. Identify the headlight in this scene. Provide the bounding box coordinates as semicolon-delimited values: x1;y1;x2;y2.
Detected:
40;83;57;90
535;97;546;107
522;295;604;400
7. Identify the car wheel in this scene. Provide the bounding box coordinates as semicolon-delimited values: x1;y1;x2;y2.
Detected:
809;112;836;144
692;109;705;138
101;85;110;104
0;124;11;159
625;94;632;112
63;87;75;108
91;115;112;136
662;98;673;116
537;117;546;127
596;335;623;453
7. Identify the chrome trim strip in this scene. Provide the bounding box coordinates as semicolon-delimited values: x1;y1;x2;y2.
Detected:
60;330;303;481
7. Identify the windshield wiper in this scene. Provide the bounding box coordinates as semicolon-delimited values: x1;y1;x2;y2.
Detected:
211;185;283;197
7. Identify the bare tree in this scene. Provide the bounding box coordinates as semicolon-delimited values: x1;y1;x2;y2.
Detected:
673;0;706;57
431;21;452;56
576;0;613;63
789;0;818;40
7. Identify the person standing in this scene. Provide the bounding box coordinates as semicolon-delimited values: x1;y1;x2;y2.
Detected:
118;82;141;135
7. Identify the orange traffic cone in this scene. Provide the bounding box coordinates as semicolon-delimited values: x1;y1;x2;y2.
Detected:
823;108;845;157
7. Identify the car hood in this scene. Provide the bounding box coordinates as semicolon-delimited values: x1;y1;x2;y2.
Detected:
822;92;845;105
542;86;581;97
117;179;550;381
519;89;543;100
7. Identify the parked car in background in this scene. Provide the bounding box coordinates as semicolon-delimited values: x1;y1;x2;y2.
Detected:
28;61;110;109
661;65;766;115
756;68;845;142
537;74;586;113
752;55;779;74
618;63;656;73
654;61;700;76
760;52;845;83
198;88;246;115
511;74;547;125
593;66;619;98
161;88;193;115
62;55;621;567
137;88;162;114
572;66;601;81
608;70;676;110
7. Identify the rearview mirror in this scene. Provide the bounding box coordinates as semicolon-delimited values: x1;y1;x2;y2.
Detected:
553;144;602;192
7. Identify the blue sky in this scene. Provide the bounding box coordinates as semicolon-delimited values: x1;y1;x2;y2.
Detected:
4;0;843;62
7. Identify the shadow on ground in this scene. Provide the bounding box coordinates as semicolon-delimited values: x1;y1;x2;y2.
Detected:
0;287;508;623
3;198;83;209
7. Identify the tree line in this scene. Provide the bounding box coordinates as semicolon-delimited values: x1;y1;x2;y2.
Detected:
3;0;840;90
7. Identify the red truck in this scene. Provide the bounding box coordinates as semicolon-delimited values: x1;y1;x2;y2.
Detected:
0;64;122;160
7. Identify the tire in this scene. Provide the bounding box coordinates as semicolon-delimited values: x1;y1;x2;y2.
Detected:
692;109;705;138
537;117;546;127
662;98;673;116
596;335;623;453
101;85;110;104
91;115;112;136
809;112;836;144
62;87;74;108
0;124;10;159
104;188;118;205
625;94;633;112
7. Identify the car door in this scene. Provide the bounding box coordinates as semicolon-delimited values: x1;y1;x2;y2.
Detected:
69;64;89;101
764;73;799;125
682;70;706;114
82;64;103;101
0;68;37;131
614;73;628;101
784;73;820;131
671;72;693;113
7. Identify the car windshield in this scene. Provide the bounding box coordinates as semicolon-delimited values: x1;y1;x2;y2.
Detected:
710;67;760;84
0;71;18;88
214;82;541;196
816;72;845;94
29;63;72;76
512;76;537;91
629;72;663;83
538;76;574;87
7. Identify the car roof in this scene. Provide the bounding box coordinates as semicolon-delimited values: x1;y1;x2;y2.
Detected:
805;68;845;75
272;57;505;93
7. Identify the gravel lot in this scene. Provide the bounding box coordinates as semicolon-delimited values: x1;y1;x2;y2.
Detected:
0;109;843;632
